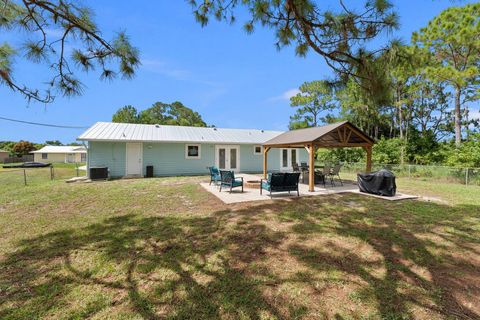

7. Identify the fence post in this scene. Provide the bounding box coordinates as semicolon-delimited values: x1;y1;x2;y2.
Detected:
408;165;411;178
465;168;469;186
76;163;79;177
50;166;53;180
23;169;27;186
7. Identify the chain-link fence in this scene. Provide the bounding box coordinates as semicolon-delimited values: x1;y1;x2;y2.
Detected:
340;162;480;186
0;163;86;188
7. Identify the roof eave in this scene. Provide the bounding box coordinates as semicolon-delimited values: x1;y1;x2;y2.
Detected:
77;138;272;145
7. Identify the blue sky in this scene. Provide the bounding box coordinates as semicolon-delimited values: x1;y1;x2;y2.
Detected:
0;0;477;143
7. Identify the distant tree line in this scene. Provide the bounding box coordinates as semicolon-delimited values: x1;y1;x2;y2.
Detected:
0;140;82;156
111;101;208;127
288;3;480;168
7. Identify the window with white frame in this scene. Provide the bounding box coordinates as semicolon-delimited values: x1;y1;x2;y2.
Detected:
185;144;201;159
254;145;262;155
81;153;87;162
41;153;48;159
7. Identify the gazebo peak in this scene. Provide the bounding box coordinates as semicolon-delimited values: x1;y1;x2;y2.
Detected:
263;121;373;147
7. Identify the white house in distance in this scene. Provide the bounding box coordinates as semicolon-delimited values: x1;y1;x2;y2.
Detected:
31;146;87;163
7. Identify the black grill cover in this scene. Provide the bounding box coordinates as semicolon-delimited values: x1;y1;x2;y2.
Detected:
357;169;396;196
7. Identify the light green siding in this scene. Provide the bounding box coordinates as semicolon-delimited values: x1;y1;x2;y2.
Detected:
88;141;126;178
143;143;215;176
238;145;308;172
87;141;310;178
239;144;265;172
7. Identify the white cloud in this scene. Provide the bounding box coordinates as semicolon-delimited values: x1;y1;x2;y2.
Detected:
141;59;191;80
269;88;301;102
282;88;301;100
469;108;480;120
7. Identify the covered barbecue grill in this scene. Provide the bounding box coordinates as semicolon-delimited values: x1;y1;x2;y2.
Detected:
357;169;396;197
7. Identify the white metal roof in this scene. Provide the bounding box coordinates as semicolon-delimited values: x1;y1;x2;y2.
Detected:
31;146;87;154
77;122;284;144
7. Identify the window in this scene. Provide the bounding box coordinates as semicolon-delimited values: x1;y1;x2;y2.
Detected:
81;153;87;162
185;144;201;159
282;149;288;167
41;153;48;160
254;145;262;155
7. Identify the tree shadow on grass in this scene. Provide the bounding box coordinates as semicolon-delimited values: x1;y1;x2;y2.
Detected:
0;207;304;319
283;195;480;319
0;193;479;319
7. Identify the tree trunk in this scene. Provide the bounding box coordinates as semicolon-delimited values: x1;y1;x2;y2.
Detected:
397;88;404;140
454;86;462;147
464;105;469;141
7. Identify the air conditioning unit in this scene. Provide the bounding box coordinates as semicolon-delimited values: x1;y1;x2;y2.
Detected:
89;167;108;180
145;165;153;178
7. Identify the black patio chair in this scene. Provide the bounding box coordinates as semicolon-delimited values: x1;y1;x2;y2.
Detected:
219;170;244;193
299;162;309;183
314;164;331;187
292;162;300;172
207;166;221;186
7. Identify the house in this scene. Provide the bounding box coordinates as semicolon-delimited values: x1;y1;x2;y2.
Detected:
77;122;309;178
0;149;9;163
31;146;87;163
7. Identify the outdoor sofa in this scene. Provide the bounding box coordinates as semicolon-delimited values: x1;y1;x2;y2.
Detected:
260;172;301;198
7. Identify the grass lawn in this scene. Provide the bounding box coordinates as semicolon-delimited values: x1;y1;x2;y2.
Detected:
0;175;479;319
0;163;85;186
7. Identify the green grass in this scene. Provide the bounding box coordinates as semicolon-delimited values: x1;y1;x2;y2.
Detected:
0;175;479;319
0;163;84;187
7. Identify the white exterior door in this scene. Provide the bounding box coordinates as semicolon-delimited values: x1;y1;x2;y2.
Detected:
215;145;240;172
280;148;298;171
126;143;143;176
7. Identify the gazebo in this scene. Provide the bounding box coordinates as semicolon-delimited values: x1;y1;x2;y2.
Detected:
262;121;375;192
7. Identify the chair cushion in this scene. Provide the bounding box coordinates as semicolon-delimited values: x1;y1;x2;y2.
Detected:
262;181;271;190
232;180;243;187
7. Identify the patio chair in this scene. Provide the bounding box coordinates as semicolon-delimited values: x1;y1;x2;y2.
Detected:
315;164;332;187
299;162;309;183
260;172;300;198
219;170;244;193
292;162;300;172
315;164;327;186
208;166;221;186
327;164;343;187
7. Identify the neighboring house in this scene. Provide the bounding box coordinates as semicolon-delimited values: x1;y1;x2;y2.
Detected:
0;150;9;163
31;146;87;163
77;122;308;178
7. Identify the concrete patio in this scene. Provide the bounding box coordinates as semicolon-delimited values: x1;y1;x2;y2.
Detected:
200;173;417;204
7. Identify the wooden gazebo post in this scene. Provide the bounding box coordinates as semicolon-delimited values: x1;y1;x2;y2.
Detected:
263;147;270;178
309;144;315;192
